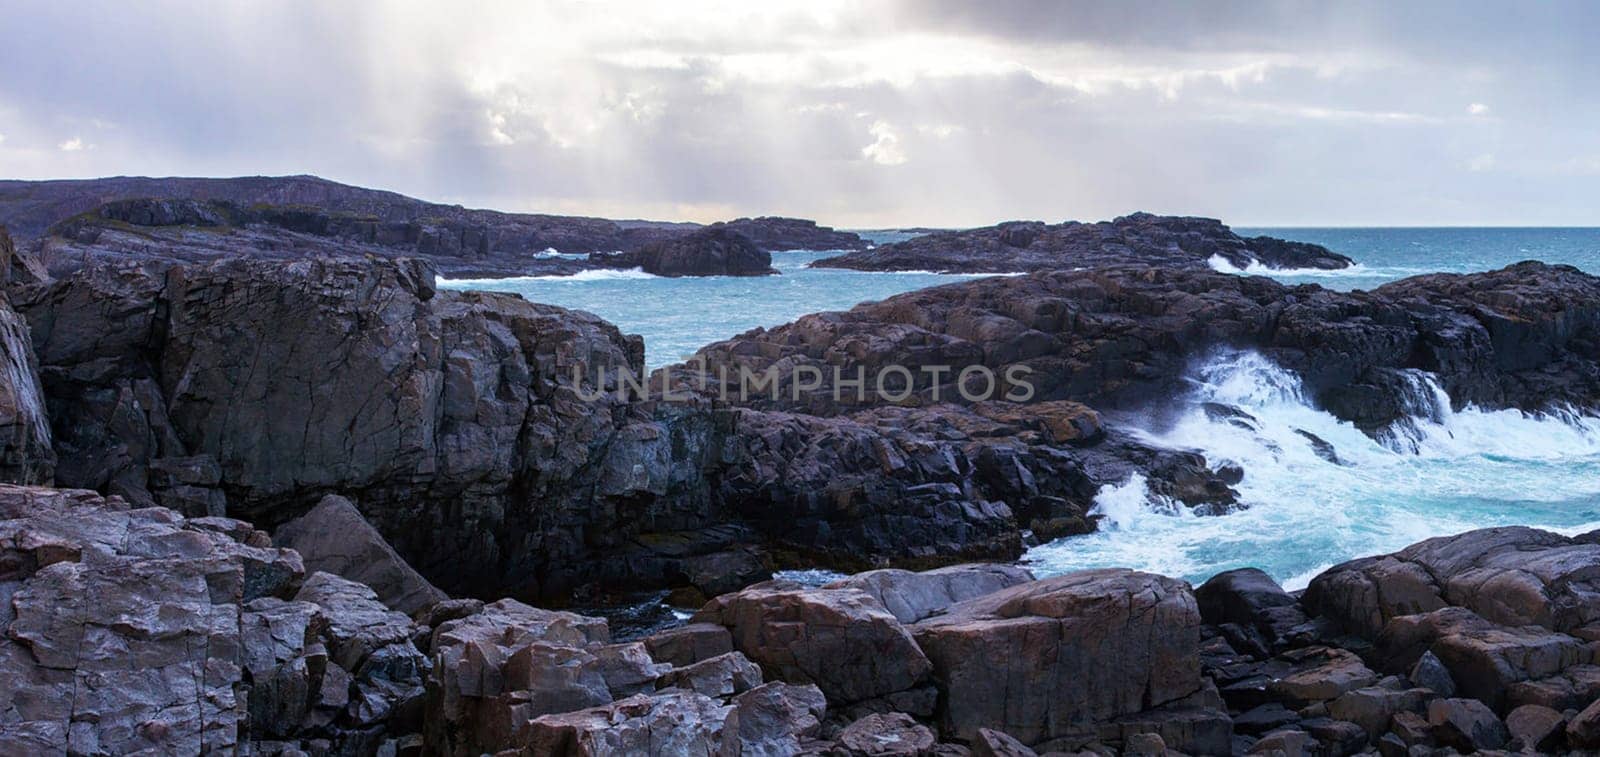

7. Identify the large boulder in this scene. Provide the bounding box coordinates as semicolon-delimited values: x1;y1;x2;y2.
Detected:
1304;527;1600;639
274;494;447;614
1195;568;1307;653
691;582;933;707
911;569;1204;745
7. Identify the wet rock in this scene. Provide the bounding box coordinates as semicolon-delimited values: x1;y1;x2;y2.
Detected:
912;569;1201;745
1505;703;1564;752
275;494;447;614
824;563;1035;624
692;583;932;706
1196;568;1307;651
834;712;936;756
1427;697;1508;752
523;690;737;755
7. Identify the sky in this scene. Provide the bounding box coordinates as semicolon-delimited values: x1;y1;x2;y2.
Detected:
1;0;1598;227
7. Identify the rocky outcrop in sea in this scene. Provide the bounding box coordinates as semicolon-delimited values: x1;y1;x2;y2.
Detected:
597;226;779;277
663;261;1600;439
811;212;1354;273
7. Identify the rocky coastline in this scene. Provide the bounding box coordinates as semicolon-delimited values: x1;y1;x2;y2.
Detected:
0;176;866;279
5;480;1600;754
810;213;1354;274
1;197;1600;755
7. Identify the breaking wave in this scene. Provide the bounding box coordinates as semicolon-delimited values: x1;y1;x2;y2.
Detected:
1026;349;1600;589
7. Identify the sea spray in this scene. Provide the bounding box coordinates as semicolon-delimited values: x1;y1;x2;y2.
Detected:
1025;349;1600;588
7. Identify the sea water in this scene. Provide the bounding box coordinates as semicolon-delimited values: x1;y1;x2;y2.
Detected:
442;227;1600;589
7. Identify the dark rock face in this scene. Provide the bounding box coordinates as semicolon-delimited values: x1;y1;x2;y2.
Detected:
603;225;778;277
665;262;1600;433
17;256;1183;599
0;267;52;484
15;256;674;598
811;212;1353;273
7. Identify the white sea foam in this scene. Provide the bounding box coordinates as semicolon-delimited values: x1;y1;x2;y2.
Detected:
439;267;661;287
1206;254;1379;278
1025;349;1600;588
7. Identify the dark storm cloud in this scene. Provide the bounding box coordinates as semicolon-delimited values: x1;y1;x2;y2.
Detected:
0;1;1596;226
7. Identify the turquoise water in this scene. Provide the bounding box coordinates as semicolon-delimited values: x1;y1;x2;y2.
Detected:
1233;226;1600;291
444;228;1600;589
441;249;1001;368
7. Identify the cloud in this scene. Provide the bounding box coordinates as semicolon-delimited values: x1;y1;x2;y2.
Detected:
57;137;86;152
1468;153;1496;172
862;120;908;166
0;1;1597;225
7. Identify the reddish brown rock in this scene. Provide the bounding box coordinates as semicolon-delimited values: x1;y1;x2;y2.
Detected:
692;583;932;706
912;569;1201;745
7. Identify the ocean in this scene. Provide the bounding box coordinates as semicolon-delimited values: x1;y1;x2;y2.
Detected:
442;227;1600;590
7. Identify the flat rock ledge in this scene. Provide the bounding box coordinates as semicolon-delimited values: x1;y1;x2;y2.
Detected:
8;481;1600;755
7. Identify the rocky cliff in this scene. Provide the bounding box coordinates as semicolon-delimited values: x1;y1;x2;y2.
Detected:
811;212;1353;273
7;253;1258;601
